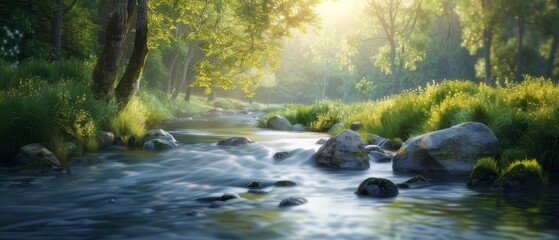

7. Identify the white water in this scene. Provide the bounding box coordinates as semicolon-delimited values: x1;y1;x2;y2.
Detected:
1;117;558;240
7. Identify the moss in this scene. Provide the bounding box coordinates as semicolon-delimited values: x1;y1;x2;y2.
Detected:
247;181;261;189
467;166;499;188
275;180;296;187
356;177;399;198
493;159;546;192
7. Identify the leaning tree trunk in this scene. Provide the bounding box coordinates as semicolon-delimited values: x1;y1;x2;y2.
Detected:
115;0;149;108
171;42;198;100
91;0;136;102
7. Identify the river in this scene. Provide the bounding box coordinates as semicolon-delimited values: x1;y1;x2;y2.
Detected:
1;115;558;240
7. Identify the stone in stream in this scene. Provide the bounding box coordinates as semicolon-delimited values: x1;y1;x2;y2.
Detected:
313;129;369;170
278;197;308;207
396;175;429;189
185;209;205;216
247;181;261;189
392;122;500;174
355;177;399;198
266;115;292;131
96;131;114;150
291;124;306;131
350;121;363;131
196;192;242;202
141;129;177;146
273;152;289;160
275;180;297;187
209;201;225;208
142;138;177;150
368;151;392;163
14;143;61;168
217;137;254;146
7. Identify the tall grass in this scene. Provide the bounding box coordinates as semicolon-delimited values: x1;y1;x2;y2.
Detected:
0;60;192;165
264;77;559;171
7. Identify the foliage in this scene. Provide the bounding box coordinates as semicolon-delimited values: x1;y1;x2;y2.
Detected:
0;60;195;165
493;159;547;189
265;77;559;171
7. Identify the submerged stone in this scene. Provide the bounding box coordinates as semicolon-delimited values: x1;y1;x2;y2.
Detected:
218;137;254;146
185;209;205;216
278;197;308;207
356;177;399;198
275;180;297;187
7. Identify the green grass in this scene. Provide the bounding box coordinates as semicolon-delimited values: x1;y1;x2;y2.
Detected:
0;60;203;165
264;77;559;171
493;159;547;189
473;157;499;174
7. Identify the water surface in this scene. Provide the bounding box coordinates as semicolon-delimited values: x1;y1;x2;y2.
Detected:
1;116;558;239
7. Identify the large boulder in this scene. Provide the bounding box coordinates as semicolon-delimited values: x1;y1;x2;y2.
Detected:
266;115;292;131
141;129;177;150
313;129;369;170
14;144;61;167
393;122;500;173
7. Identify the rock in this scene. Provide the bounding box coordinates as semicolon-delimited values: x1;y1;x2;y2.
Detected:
467;166;498;188
96;131;114;150
113;137;126;146
291;124;306;131
313;129;369;170
392;122;500;173
221;192;241;201
185;209;205;216
207;108;224;117
14;144;60;168
247;181;261;189
273;152;289;160
364;145;384;154
266;115;292;131
316;138;328;145
209;201;225;208
350;122;363;131
142;138;177;150
127;136;137;150
368;134;403;151
327;123;345;135
492;161;546;192
247;189;268;194
141;129;177;146
217;137;254;146
397;175;428;189
368;151;392;163
355;177;399;198
275;180;296;187
278;197;308;207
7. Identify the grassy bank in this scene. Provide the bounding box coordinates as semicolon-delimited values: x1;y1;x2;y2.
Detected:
261;77;559;172
0;60;207;165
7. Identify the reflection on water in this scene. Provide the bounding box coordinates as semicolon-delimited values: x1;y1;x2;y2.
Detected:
1;118;558;240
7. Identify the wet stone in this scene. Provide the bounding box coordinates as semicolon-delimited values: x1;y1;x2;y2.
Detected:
209;201;225;208
278;197;308;208
185;209;205;216
273;152;289;160
248;181;262;189
275;180;297;187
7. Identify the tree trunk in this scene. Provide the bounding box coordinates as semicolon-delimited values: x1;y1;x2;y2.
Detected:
321;74;328;99
115;0;149;108
514;14;525;82
91;0;136;102
171;42;198;100
389;38;398;94
546;36;558;79
483;28;492;84
53;0;62;59
165;53;177;94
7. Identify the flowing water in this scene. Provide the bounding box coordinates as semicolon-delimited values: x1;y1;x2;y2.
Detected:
1;115;559;240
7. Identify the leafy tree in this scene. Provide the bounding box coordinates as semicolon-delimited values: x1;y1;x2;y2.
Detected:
92;0;148;108
363;0;431;94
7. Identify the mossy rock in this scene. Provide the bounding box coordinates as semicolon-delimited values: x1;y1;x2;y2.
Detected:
247;181;261;189
493;161;546;192
467;166;498;188
356;177;399;198
397;175;428;189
